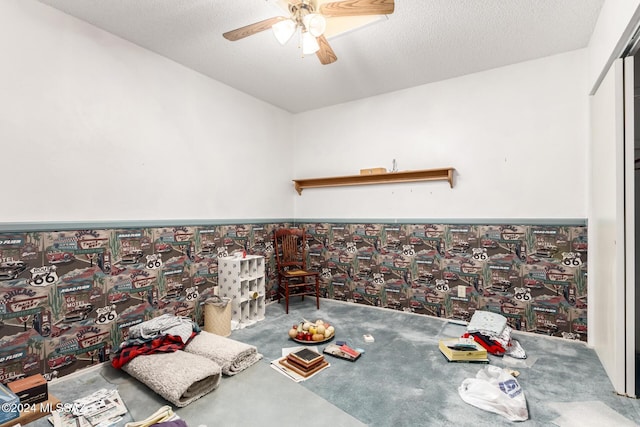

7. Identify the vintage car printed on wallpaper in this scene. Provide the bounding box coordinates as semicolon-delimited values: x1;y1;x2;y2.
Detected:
0;221;587;382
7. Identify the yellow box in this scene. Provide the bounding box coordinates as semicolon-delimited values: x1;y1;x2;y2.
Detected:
359;168;387;175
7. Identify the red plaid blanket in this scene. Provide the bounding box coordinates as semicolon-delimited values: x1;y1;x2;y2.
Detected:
111;331;198;369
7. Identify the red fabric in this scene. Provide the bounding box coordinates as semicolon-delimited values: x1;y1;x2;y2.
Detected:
111;331;197;369
462;332;506;356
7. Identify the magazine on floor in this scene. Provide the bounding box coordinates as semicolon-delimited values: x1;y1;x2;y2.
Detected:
323;343;362;361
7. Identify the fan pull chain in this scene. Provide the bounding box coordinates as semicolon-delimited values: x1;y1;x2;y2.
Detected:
299;27;304;58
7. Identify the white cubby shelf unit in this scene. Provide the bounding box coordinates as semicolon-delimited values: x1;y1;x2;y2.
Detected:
218;254;266;330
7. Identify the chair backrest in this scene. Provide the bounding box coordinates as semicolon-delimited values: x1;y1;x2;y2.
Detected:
273;228;308;271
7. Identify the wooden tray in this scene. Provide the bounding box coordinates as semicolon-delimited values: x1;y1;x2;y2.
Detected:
278;358;329;378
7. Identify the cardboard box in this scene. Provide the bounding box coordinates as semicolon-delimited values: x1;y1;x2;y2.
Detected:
0;382;19;425
360;167;387;175
7;374;48;405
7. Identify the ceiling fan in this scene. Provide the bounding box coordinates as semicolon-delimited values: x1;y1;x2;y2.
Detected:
222;0;395;65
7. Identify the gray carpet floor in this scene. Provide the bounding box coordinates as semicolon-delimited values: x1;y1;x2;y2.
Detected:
29;298;640;427
230;298;640;426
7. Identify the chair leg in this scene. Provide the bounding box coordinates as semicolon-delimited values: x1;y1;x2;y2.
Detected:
277;276;281;304
285;281;289;314
315;276;320;309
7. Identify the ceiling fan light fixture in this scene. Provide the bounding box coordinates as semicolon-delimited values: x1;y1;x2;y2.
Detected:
302;31;320;55
272;18;296;45
223;0;396;65
302;13;326;37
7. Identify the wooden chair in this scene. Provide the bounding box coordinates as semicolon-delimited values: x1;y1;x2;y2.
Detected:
273;228;320;314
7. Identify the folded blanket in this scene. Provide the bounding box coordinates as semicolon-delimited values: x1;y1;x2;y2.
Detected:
467;310;507;338
128;313;198;344
112;331;197;369
185;331;263;376
122;350;221;407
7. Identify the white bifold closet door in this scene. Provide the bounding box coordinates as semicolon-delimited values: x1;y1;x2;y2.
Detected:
589;58;630;396
624;54;638;399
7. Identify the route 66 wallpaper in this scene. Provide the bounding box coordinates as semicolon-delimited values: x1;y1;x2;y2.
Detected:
0;221;586;382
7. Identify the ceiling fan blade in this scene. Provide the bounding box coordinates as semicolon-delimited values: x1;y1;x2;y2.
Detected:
223;16;286;41
316;35;338;65
320;0;394;17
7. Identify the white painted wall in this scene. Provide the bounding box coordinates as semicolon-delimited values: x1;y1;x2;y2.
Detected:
292;50;588;221
0;0;294;223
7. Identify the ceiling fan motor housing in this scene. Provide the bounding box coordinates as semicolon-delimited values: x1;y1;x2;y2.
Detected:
289;1;316;26
289;1;326;38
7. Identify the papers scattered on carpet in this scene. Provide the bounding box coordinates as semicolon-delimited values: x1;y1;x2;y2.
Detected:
48;388;127;427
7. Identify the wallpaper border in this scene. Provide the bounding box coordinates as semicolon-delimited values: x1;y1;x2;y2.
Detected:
0;217;586;232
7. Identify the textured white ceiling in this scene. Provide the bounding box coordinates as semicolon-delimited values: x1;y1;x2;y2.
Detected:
35;0;604;113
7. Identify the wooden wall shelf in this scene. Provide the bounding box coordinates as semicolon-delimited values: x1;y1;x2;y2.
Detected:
293;167;455;195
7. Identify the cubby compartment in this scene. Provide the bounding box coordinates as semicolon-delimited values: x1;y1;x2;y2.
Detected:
240;279;249;302
241;301;250;323
256;296;265;321
241;259;250;278
256;257;265;276
257;277;265;297
249;299;258;320
248;279;258;300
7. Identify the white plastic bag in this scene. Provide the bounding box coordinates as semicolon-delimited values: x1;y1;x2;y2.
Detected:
458;366;528;422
